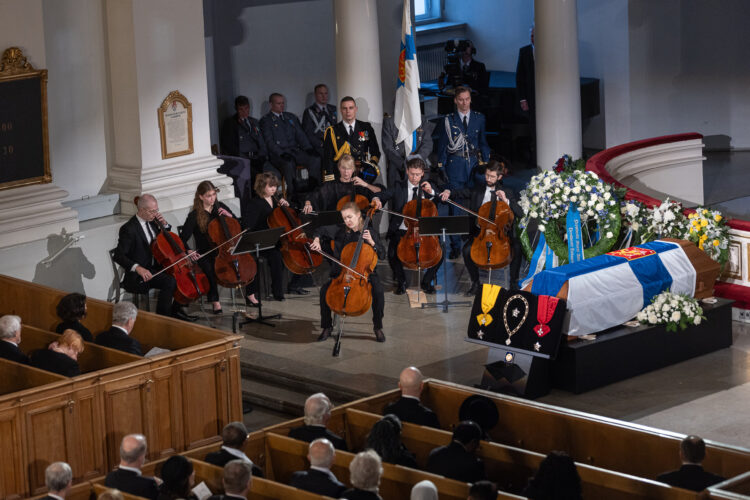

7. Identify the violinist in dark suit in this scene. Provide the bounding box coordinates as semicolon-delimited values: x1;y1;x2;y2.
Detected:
322;96;380;181
427;420;486;484
113;193;187;319
95;301;143;356
657;435;725;492
30;330;83;377
302;84;338;158
42;462;73;500
440;158;524;295
378;158;443;295
0;314;29;365
105;434;161;500
289;393;348;450
383;366;440;429
259;93;322;195
289;438;346;497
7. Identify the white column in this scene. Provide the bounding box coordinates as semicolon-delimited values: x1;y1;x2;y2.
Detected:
104;0;232;215
333;0;384;159
535;0;582;170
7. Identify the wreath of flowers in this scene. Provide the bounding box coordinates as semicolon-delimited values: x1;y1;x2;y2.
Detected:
519;159;621;263
636;290;705;332
686;208;730;266
618;199;651;247
643;198;687;240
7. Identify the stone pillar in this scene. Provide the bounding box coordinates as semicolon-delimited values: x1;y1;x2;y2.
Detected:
104;0;232;215
333;0;384;163
535;0;582;170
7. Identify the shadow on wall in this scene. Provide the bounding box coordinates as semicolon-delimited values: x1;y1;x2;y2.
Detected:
32;231;95;294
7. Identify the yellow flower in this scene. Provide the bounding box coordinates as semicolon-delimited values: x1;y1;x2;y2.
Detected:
699;242;704;250
689;227;694;233
713;239;720;247
715;214;722;222
688;213;697;219
702;209;709;215
701;219;708;227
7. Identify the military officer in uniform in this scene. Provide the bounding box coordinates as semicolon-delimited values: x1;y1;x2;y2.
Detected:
322;96;380;182
302;84;337;159
381;113;434;187
259;93;322;197
436;86;491;258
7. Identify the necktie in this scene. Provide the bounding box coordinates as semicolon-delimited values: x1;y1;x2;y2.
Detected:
412;186;419;201
244;118;251;130
490;189;497;204
145;221;155;243
349;125;354;136
463;115;468;131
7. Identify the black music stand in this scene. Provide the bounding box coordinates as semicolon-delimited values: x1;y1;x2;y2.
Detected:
231;227;284;330
300;211;343;232
420;215;473;312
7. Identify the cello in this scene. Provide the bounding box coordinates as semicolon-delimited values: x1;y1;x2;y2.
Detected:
136;197;211;305
396;185;442;271
207;208;257;288
336;183;371;211
443;195;513;269
267;194;322;275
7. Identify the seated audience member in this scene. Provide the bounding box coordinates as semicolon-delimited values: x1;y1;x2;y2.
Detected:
522;451;582;500
657;435;726;492
426;420;486;483
459;394;499;440
365;414;417;468
0;314;29;364
207;459;252;500
383;366;440;428
204;421;263;477
40;461;73;500
469;480;498;500
158;455;196;500
105;434;161;500
95;301;143;356
31;330;84;377
97;490;124;500
290;438;346;497
410;479;438;500
289;392;347;450
342;450;384;500
55;292;93;342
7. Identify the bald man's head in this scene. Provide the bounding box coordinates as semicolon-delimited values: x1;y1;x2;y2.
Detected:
120;434;147;467
398;366;424;397
308;438;335;468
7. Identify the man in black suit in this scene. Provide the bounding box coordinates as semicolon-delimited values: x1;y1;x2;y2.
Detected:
381;113;434;186
259;93;322;196
657;435;725;491
379;158;443;295
290;438;346;497
204;421;263;477
207;460;253;500
113;193;189;319
383;366;440;429
302;84;338;159
289;392;348;450
0;314;29;364
440;158;524;295
427;420;486;483
105;434;161;500
322;96;380;181
95;301;143;356
516;25;536;167
40;461;73;499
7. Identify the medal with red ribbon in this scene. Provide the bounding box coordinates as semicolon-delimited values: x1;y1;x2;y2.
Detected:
534;294;559;338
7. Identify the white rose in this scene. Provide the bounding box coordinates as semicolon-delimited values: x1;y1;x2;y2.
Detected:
596;203;604;211
606;232;613;238
530;211;538;218
587;209;594;217
648;313;658;324
572;186;581;194
570;196;577;202
563;187;571;195
604;192;611;200
555;188;561;194
585;185;592;192
693;316;701;325
632;222;640;231
532;196;540;203
588;200;595;207
636;311;646;322
671;311;681;322
538;224;546;232
664;211;676;222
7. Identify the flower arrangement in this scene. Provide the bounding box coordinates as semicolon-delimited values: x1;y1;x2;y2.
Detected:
685;208;730;266
644;198;687;240
618;199;651;247
636;290;705;332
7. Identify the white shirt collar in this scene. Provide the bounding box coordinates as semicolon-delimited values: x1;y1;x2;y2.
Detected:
458;111;470;122
401;394;420;401
118;465;142;476
273;112;283;118
221;445;254;465
46;494;64;500
344;120;356;128
2;338;19;347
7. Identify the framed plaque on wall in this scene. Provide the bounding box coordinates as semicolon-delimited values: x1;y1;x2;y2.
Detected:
158;90;194;159
0;47;51;190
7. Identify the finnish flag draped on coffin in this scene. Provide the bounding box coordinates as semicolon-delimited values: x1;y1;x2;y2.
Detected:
394;0;420;153
531;240;697;336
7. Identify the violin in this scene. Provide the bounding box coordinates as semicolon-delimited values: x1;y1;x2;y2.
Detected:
324;204;378;319
267;195;322;274
207;207;257;288
396;185;442;270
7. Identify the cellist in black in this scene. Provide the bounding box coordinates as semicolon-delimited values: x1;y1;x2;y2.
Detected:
302;154;385;213
439;158;524;294
309;202;386;343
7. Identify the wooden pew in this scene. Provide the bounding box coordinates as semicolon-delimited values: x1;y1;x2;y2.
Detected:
260;411;349;450
28;480;101;500
263;432;525;500
341;408;701;500
347;379;750;482
92;483;149;500
182;430;268;473
707;471;750;498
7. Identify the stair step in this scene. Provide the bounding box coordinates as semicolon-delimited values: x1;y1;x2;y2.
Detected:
241;377;308;417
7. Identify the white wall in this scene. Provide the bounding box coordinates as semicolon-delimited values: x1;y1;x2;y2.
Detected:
0;0;46;67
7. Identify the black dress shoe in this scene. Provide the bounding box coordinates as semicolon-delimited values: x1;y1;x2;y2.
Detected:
273;295;285;302
449;248;461;260
465;281;480;297
394;282;407;295
374;329;386;342
287;286;310;295
172;309;197;322
317;327;332;341
421;283;436;294
212;308;223;315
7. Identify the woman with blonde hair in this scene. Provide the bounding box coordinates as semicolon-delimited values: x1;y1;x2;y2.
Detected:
31;329;84;377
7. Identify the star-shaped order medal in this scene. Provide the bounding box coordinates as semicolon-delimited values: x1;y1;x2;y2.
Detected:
512;308;520;318
534;342;541;352
477;330;484;340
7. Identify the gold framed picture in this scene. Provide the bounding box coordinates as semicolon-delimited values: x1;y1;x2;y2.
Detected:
158;90;194;159
0;47;51;190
